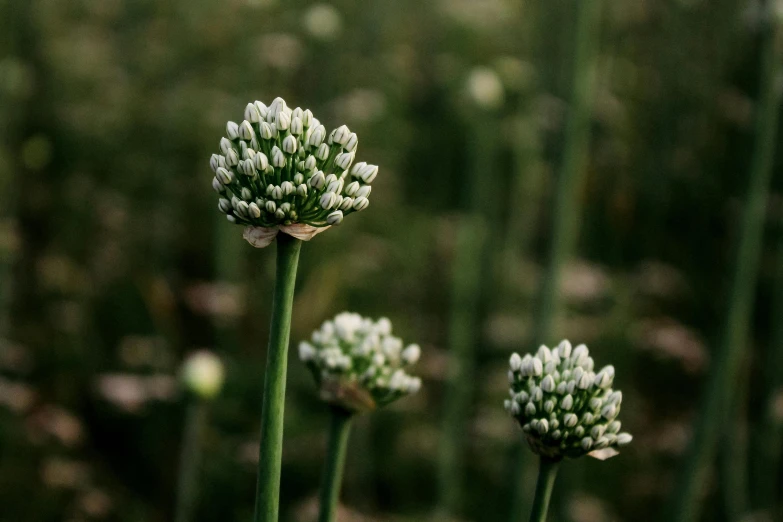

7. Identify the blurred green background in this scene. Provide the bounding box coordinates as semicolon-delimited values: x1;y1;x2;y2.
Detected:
1;0;783;521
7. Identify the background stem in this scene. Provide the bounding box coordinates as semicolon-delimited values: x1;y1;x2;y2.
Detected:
175;400;208;522
253;233;302;522
666;6;782;521
528;458;560;522
318;407;353;522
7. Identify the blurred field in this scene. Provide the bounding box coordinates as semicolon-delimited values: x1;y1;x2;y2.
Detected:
1;0;782;521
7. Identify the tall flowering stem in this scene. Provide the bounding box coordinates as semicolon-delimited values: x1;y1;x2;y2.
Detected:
318;407;353;522
254;234;301;522
667;8;782;521
505;341;631;521
299;313;422;519
209;98;379;522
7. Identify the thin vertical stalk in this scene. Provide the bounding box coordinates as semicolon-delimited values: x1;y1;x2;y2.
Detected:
175;400;208;522
751;229;783;515
528;458;560;522
318;407;354;522
666;8;782;521
437;217;487;516
509;0;603;520
253;233;303;522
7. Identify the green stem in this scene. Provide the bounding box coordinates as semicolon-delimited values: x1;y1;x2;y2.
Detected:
318;407;354;522
528;458;560;522
666;9;782;522
253;233;303;522
175;400;208;522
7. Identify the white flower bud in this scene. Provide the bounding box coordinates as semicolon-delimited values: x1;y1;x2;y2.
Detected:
344;132;358;152
226;121;239;140
541;375;555;393
561;394;574;410
301;109;313;127
276;110;291;131
265;201;276;213
299;342;316;361
531;387;543;402
544;400;555;413
339;197;354;211
296;184;308;197
241;187;253;201
581;437;593;451
595;365;615;389
220;137;232;155
216;167;233;185
525;402;536;416
272;186;283;200
271;146;286;168
564;413;578;428
290;117;303;136
254;152;269;171
349;197;369;211
335;152;355;170
557;340;572;359
537;345;552;364
210;154;222;172
281;181;295;196
309;125;326;147
332;124;351;145
226;215;236;223
320;192;336;209
245;103;261;122
248;202;262;218
218;198;231;213
309;171;326;189
601;404;617;420
326;210;343;225
531;358;543;376
556;382;568;395
316;143;330;160
239;120;255;140
259;122;274;140
356;185;372;198
212;177;224;193
536;419;549;434
591;425;606;439
282;135;298;154
344;181;360;197
607;421;621;434
616;433;633;446
226;148;239;166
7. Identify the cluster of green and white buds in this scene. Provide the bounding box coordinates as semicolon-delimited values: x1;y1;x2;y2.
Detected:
181;350;225;400
299;312;422;413
504;340;632;460
209;97;378;247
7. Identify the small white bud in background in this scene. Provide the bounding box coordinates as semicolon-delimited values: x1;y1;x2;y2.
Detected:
531;358;543;376
556;382;568;395
607;421;621;434
226;121;239;140
616;433;633;446
581;437;593;451
181;351;225;400
531;387;543;402
299;342;316;361
402;344;421;364
525;402;536;416
226;215;236;223
466;66;505;110
541;375;555;393
544;400;555;413
561;394;574;410
591;425;606;440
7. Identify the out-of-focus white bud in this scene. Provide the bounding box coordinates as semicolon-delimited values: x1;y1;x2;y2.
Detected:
402;344;421;364
265;201;277;213
181;351;225;400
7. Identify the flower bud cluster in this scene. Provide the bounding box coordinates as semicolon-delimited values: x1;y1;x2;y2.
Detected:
210;98;376;230
504;340;632;460
299;312;422;413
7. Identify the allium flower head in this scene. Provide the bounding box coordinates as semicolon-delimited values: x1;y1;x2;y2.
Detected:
299;312;422;413
505;340;632;460
210;97;377;247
